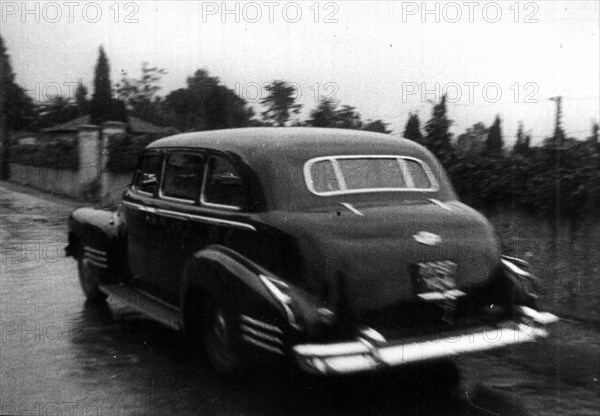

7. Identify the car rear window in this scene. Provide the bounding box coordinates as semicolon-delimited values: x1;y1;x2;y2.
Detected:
305;156;437;196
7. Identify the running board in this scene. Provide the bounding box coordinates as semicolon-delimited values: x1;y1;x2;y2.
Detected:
100;285;181;331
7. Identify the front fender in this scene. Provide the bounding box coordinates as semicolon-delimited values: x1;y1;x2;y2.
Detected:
66;207;123;284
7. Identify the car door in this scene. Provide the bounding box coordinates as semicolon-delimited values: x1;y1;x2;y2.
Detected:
122;151;163;289
144;151;205;303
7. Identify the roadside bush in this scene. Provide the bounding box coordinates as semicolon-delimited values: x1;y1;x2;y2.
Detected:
106;133;164;173
448;140;598;221
10;136;79;170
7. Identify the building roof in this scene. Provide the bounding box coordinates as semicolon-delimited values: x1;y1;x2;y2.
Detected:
43;115;174;135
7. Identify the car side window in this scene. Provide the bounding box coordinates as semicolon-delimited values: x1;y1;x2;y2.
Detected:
161;153;204;202
201;156;244;209
134;153;162;195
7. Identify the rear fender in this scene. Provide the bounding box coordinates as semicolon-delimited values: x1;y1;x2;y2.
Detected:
180;245;287;331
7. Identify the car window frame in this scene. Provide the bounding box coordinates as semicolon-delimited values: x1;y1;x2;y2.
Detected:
199;153;244;212
132;150;163;197
303;155;440;196
158;151;205;205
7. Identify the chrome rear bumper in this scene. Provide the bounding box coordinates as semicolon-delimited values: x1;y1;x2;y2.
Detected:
293;308;558;375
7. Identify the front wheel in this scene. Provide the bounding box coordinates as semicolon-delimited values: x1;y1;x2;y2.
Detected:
203;298;244;377
76;253;107;302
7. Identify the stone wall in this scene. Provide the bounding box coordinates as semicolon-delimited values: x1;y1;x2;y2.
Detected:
9;164;81;197
8;122;132;203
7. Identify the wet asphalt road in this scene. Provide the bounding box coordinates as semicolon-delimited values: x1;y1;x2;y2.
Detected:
1;182;598;416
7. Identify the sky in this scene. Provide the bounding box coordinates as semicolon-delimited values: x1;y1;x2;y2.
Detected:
2;0;599;144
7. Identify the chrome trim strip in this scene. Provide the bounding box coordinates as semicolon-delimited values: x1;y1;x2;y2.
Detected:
158;193;197;205
240;315;283;334
122;201;156;214
294;322;550;375
83;258;108;269
501;258;531;277
304;155;440;196
418;289;466;301
241;324;284;346
122;201;256;231
84;252;107;263
155;210;190;221
519;306;559;326
242;334;284;355
340;202;364;216
427;198;453;211
501;255;529;268
83;246;107;256
358;327;386;344
259;275;302;330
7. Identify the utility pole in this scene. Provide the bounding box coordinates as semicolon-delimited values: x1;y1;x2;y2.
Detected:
548;95;563;253
549;96;563;147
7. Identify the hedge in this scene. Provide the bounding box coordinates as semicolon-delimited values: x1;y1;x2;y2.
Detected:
105;133;165;173
9;136;79;170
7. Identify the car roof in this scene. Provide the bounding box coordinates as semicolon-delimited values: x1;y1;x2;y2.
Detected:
146;127;426;162
147;127;456;210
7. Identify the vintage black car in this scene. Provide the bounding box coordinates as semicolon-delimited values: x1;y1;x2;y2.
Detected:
66;127;557;376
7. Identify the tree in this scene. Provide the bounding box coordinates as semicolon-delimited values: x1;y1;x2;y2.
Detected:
587;122;599;149
512;121;531;157
37;95;79;128
75;81;89;115
306;98;379;131
117;62;167;123
457;122;487;156
307;97;338;127
403;113;423;144
260;80;302;126
0;36;35;132
90;46;125;124
363;119;391;134
485;115;503;155
335;105;363;129
164;69;253;131
1;35;35;178
424;95;455;166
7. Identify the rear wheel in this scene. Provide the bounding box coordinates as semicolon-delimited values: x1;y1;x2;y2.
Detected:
76;249;107;302
203;297;244;377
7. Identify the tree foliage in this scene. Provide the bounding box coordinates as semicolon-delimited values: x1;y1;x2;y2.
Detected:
164;69;254;131
512;122;531;158
116;62;167;124
424;95;455;166
260;80;302;126
307;97;390;133
36;95;79;128
485;115;503;155
0;35;35;131
363;119;391;134
456;122;486;156
75;82;89;116
90;46;126;124
403;113;423;144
